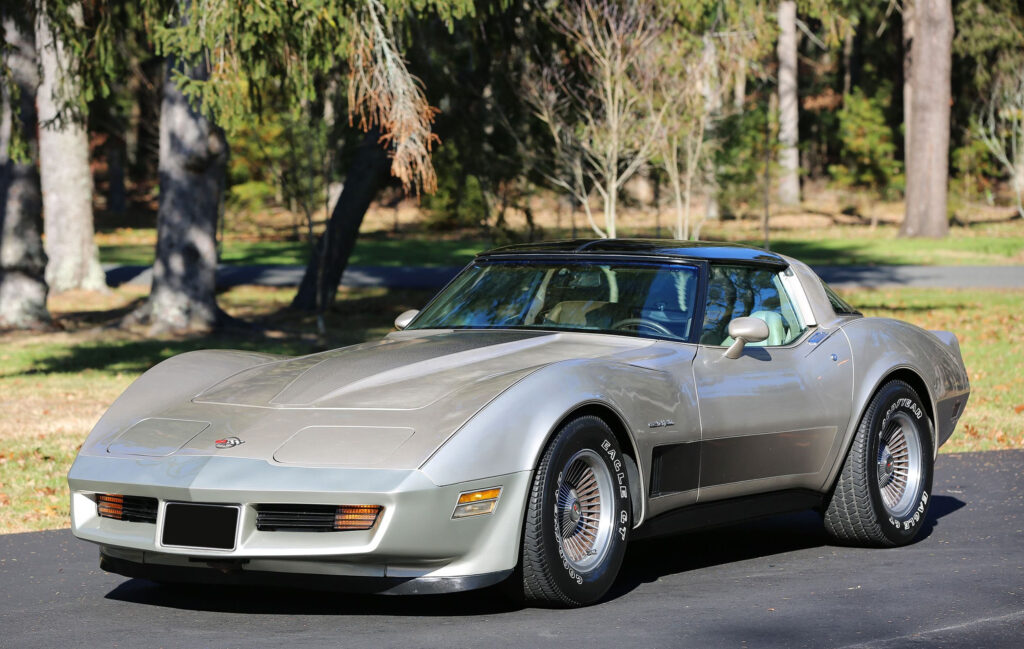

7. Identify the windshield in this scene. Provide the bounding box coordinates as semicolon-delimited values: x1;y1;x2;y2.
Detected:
408;260;700;340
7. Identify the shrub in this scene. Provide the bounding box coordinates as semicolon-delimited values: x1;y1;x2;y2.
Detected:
420;142;490;230
828;90;903;198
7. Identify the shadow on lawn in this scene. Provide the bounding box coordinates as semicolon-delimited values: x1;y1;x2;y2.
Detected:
11;336;315;377
13;289;434;378
739;239;898;267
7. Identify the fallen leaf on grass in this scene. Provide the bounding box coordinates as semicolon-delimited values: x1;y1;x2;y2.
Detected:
1014;404;1024;414
0;493;10;507
30;449;53;462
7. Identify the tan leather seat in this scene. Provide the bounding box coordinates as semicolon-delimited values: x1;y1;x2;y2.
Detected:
545;301;609;326
750;310;786;346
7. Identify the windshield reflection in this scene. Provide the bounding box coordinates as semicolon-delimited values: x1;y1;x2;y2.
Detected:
408;261;700;341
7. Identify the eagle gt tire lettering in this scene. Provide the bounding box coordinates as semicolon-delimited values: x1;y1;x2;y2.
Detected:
520;415;631;607
824;380;934;547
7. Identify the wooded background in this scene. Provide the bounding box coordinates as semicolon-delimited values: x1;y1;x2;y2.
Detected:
1;0;1022;333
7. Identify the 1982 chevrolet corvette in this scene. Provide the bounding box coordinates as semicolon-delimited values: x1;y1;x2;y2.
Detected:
68;240;970;606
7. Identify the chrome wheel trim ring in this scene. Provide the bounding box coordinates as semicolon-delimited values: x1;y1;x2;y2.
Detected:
876;412;924;519
555;449;615;573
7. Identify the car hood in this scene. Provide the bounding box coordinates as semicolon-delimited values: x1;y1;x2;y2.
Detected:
101;330;648;470
192;329;629;409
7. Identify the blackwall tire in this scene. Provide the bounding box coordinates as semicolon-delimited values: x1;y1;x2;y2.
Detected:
824;380;934;547
519;416;632;607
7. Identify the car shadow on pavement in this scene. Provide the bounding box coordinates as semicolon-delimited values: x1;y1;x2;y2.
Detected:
104;578;527;616
607;494;967;601
103;496;966;615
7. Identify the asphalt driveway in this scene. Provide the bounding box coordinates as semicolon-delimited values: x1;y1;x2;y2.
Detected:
1;450;1021;649
103;263;1024;290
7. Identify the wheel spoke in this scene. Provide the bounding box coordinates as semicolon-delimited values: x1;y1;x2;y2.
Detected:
554;450;617;571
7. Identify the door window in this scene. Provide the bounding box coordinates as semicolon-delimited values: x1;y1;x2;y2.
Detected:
700;265;806;346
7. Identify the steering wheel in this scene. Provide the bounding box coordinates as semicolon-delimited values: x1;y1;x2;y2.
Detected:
611;318;676;338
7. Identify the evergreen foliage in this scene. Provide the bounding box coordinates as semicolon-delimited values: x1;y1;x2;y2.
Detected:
2;0;1023;243
829;89;902;197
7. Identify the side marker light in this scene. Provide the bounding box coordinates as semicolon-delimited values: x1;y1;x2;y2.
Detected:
453;487;502;519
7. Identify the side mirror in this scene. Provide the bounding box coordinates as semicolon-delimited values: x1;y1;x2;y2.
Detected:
723;317;770;359
394;309;419;331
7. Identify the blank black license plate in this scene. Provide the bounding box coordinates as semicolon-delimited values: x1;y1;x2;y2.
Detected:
162;503;239;550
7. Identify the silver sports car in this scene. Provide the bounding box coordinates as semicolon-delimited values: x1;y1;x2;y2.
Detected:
68;240;970;606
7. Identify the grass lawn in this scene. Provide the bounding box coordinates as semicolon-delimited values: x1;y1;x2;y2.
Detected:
836;287;1024;453
0;285;1019;534
734;228;1024;266
97;218;1024;268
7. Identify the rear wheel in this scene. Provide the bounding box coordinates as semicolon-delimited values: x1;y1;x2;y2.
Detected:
824;380;934;546
519;416;631;607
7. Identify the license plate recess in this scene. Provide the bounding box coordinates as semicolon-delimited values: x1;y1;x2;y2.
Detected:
162;503;239;550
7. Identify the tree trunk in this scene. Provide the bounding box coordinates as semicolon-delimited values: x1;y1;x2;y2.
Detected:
902;1;915;163
0;15;49;328
1015;146;1024;209
702;34;721;221
35;4;106;293
901;0;952;238
776;1;801;206
291;130;390;312
131;53;227;331
842;21;855;98
605;173;617;238
733;60;746;110
107;139;127;214
764;92;776;250
130;58;162;184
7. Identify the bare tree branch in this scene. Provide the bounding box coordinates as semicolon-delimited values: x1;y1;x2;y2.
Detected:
524;0;666;238
977;68;1024;218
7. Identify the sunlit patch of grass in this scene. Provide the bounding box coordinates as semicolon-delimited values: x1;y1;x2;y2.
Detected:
837;288;1024;453
0;431;81;533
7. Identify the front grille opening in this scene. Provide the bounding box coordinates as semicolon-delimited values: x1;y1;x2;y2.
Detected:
97;494;158;523
256;504;383;532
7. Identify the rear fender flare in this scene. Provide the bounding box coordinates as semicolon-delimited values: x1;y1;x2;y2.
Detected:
821;318;967;491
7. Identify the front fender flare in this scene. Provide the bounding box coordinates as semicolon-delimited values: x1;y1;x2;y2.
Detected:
420;358;687;527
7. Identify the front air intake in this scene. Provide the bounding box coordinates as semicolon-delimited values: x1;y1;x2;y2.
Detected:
97;494;158;523
255;504;382;532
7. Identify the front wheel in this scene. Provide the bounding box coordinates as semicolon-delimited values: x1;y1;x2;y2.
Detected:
824;380;934;546
519;416;632;607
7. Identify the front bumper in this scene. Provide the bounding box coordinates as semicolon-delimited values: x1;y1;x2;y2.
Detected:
68;454;531;588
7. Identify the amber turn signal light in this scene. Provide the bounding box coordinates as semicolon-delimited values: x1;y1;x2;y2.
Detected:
457;488;502;504
334;505;383;531
453;487;502;519
97;493;125;520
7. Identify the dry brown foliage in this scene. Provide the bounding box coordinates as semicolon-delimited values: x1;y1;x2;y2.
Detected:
348;0;440;195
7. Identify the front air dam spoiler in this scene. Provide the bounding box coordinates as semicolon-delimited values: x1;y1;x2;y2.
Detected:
100;552;512;595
